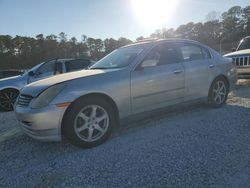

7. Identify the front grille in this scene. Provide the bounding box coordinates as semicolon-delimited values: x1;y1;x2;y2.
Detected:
17;94;33;107
232;56;250;67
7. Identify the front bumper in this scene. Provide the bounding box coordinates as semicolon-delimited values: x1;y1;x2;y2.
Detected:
237;67;250;79
15;104;66;141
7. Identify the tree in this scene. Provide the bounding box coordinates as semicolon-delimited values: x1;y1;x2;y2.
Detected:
59;32;67;42
221;6;244;42
136;36;144;41
86;38;104;60
206;11;221;22
242;6;250;35
0;5;249;69
117;37;132;47
104;38;118;54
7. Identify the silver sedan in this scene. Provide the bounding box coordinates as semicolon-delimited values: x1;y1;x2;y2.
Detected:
15;39;237;148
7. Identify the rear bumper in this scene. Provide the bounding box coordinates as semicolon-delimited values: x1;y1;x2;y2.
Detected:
227;67;237;91
229;76;237;91
15;104;66;141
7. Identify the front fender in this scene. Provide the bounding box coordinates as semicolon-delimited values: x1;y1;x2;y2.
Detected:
50;72;131;119
0;85;20;92
0;76;28;92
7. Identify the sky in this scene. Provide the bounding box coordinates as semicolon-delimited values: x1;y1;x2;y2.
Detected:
0;0;249;41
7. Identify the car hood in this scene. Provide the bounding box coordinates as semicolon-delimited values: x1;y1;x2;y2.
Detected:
0;75;22;82
224;49;250;57
22;69;107;97
0;75;27;88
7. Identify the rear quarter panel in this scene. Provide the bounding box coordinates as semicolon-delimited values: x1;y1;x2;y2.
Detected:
211;50;237;90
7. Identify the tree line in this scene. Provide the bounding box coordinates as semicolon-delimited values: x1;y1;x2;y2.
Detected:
0;5;249;69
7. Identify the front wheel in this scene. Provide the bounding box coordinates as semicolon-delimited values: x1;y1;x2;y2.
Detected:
62;97;116;148
208;77;229;107
0;89;19;111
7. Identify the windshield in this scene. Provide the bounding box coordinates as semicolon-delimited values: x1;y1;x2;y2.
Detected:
90;45;147;69
22;62;44;76
237;38;250;51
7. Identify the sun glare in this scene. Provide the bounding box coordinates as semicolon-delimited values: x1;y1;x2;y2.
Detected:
131;0;177;28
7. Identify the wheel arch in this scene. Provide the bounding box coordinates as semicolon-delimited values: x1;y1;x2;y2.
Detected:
209;74;230;91
207;74;230;104
0;87;20;94
61;92;120;132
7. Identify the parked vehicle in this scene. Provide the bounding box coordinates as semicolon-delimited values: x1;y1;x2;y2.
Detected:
224;36;250;79
0;69;25;79
0;58;92;111
15;39;237;148
235;36;250;51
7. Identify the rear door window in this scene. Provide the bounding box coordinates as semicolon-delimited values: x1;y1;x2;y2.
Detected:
55;62;63;75
140;43;179;68
178;43;211;61
65;59;90;72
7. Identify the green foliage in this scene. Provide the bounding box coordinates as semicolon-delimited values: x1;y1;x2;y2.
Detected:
0;5;249;69
0;34;133;69
151;5;250;52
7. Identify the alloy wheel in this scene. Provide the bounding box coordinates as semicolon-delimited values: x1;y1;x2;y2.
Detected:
0;91;19;111
212;80;227;105
74;105;109;142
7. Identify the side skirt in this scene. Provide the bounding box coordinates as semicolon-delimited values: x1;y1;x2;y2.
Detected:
120;97;207;126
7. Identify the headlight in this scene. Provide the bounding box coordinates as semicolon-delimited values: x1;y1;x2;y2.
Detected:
31;83;65;109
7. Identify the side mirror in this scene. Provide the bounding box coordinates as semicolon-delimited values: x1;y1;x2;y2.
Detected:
140;59;158;69
231;48;236;52
28;71;35;77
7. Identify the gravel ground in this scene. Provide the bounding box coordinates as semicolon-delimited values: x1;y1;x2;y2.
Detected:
0;80;250;188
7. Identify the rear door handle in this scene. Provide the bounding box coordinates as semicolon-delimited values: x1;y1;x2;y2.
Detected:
173;70;182;74
209;64;215;68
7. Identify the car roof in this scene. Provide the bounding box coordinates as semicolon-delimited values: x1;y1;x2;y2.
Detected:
55;58;91;62
123;38;204;48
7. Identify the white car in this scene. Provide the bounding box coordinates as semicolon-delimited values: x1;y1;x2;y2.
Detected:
0;58;92;111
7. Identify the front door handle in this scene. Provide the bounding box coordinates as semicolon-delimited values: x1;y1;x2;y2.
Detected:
173;70;182;74
209;64;215;68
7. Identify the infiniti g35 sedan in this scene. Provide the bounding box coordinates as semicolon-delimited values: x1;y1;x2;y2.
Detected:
15;39;237;148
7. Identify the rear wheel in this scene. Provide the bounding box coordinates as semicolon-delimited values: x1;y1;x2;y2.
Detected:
208;77;228;107
62;97;116;148
0;89;19;111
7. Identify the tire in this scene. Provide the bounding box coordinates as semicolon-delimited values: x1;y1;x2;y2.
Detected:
0;89;19;111
208;77;229;108
62;97;116;148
